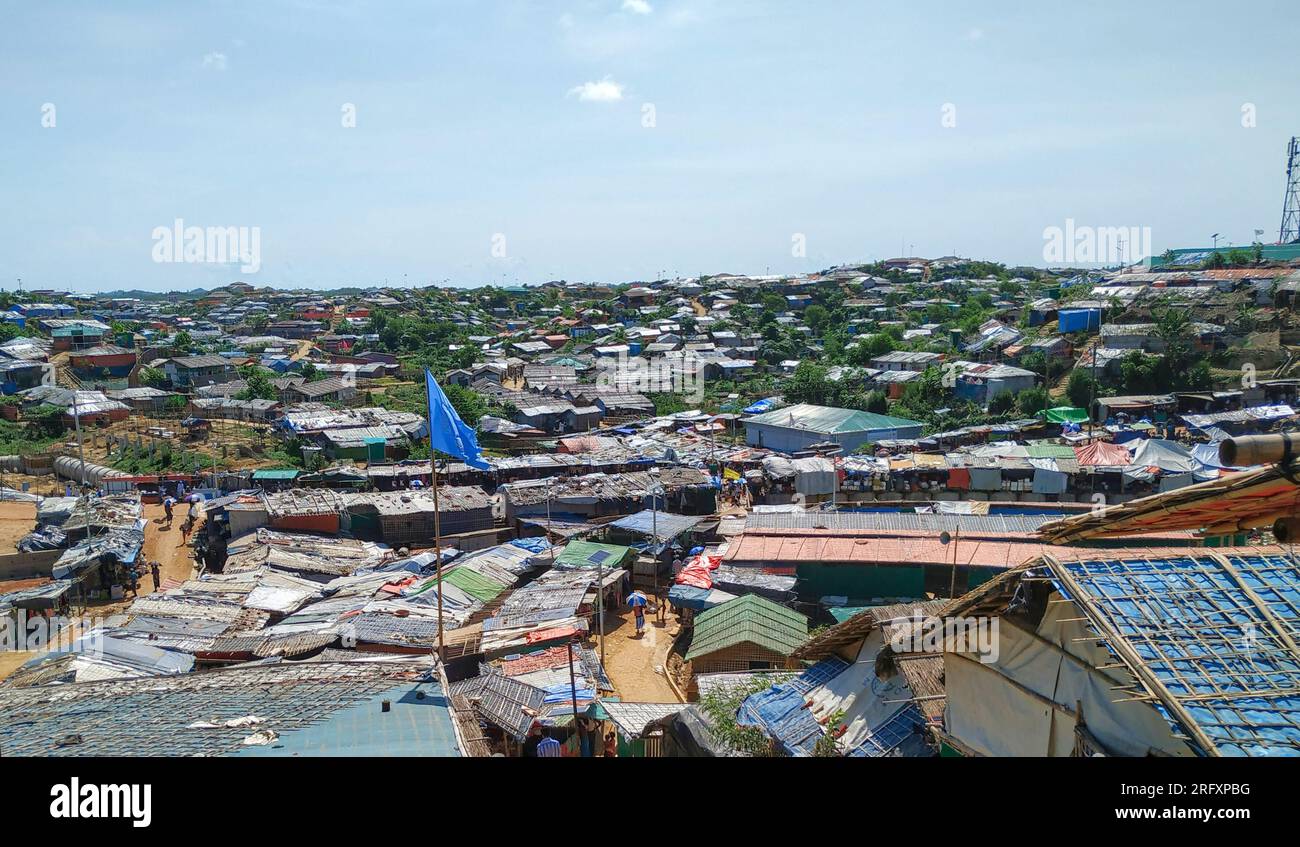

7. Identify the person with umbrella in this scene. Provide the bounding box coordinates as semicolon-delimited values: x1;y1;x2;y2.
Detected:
627;589;648;637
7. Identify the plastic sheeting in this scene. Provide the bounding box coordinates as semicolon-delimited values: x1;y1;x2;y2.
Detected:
1031;468;1069;495
944;599;1190;757
791;457;838;496
1074;441;1132;467
675;553;722;589
667;584;736;610
1127;439;1197;473
968;467;1002;491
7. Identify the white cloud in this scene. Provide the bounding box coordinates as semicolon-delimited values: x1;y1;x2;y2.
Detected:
966;27;984;41
202;51;228;70
622;0;653;14
568;77;625;102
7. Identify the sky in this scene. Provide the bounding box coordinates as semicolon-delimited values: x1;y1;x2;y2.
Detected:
2;0;1299;292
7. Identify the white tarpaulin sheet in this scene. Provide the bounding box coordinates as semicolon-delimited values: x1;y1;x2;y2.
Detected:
945;596;1191;757
791;457;837;496
805;630;915;752
1126;439;1197;473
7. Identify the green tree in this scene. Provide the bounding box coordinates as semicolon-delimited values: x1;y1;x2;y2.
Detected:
648;392;689;417
863;389;888;414
235;364;277;401
28;403;68;437
697;677;785;757
1066;369;1095;409
1017;386;1050;416
139;366;167;388
784;361;831;406
804;304;830;333
300;361;328;383
443;383;488;426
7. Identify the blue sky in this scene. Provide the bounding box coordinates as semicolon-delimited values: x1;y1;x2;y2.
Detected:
2;0;1298;292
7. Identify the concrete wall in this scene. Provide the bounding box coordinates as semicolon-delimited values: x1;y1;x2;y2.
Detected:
0;550;61;581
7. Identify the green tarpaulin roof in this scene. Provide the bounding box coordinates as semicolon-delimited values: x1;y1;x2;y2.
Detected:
252;468;300;480
442;567;509;603
827;606;870;623
554;540;635;570
1040;406;1089;424
1025;442;1077;459
743;403;922;434
686;594;808;661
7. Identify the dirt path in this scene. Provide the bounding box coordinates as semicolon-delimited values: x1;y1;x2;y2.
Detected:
599;604;682;703
0;500;38;553
140;502;200;591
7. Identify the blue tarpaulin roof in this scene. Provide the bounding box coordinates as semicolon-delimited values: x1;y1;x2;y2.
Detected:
1052;552;1300;757
737;658;846;755
607;510;704;543
737;657;931;757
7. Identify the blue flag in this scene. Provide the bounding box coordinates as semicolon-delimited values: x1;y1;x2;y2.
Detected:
425;369;490;470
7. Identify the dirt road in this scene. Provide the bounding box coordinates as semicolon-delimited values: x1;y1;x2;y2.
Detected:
599;604;682;703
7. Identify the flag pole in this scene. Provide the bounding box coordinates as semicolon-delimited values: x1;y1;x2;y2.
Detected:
432;452;445;663
424;367;488;665
425;372;446;664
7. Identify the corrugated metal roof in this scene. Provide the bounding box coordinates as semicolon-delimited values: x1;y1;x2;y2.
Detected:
608;510;704;541
686;594;808;660
743;403;922;434
0;660;440;756
724;530;1164;570
601;701;689;738
743;511;1056;535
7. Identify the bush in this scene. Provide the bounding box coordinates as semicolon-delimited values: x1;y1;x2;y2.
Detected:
988;391;1017;415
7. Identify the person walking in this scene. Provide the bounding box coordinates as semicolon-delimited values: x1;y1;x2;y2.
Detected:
603;731;618;758
628;590;647;637
150;559;161;591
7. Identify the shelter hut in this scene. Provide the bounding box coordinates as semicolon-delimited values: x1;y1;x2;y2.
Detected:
680;595;808;697
733;600;946;757
935;548;1300;757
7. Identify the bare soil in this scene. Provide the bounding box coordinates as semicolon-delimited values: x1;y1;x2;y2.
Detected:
598;604;682;703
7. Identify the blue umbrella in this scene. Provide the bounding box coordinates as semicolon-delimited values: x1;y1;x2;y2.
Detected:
626;591;648;608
